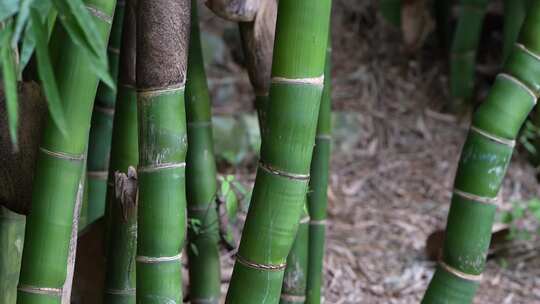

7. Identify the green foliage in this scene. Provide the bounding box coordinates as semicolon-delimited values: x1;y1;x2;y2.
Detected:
1;21;19;147
501;198;540;240
0;0;113;145
519;120;540;157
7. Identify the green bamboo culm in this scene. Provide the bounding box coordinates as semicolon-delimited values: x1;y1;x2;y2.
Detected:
305;42;332;304
279;206;309;304
16;1;116;303
0;206;25;303
135;0;190;303
422;3;540;302
225;1;332;303
434;0;452;49
103;0;138;302
85;0;126;226
449;0;489;109
185;1;221;303
503;0;527;63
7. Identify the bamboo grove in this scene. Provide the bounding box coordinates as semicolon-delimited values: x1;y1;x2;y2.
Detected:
4;0;540;303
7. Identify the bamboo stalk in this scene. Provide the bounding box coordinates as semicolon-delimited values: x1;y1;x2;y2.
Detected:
422;3;540;302
225;1;332;303
16;1;116;303
0;206;25;304
279;206;309;304
103;0;138;302
185;2;221;303
449;0;489;109
502;0;527;63
135;0;190;302
305;41;332;304
86;0;125;226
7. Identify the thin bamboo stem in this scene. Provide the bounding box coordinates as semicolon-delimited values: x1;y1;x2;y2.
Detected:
185;2;221;303
305;41;332;304
103;0;138;302
0;206;25;303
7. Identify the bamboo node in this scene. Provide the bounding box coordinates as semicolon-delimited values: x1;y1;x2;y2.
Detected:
137;83;186;98
316;134;332;141
439;261;483;282
470;126;516;148
39;147;85;161
108;46;120;55
498;73;537;102
105;288;136;295
453;189;499;205
235;254;286;271
136;253;182;264
187;121;212;128
299;216;310;224
138;162;186;173
86;5;113;24
258;162;310;180
88;170;108;180
280;294;306;302
309;219;327;226
271;75;325;87
17;285;63;296
94;104;115;116
515;43;540;65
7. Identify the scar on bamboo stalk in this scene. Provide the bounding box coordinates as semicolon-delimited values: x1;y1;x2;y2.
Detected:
205;0;277;131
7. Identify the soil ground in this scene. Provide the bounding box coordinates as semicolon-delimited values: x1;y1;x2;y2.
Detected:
199;1;540;303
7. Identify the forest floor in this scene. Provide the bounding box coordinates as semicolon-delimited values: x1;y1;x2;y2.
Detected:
199;1;540;303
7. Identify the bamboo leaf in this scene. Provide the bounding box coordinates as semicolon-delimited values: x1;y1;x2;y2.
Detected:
51;0;115;90
0;0;19;23
12;0;33;46
20;1;54;70
0;22;19;147
29;8;67;136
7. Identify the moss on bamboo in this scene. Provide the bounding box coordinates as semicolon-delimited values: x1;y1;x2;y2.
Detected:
103;0;138;302
225;1;332;303
422;3;540;303
16;1;116;303
135;0;190;303
185;2;221;303
449;0;489;109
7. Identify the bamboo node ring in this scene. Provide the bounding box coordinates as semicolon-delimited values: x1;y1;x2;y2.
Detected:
108;46;120;54
187;121;212;128
453;189;499;205
136;253;182;264
258;162;310;180
86;5;113;24
470;126;516;148
105;288;136;295
138;162;186;173
271;75;325;87
316;134;332;140
299;216;310;224
309;219;327;226
439;261;483;282
137;83;186;98
88;170;109;180
515;43;540;64
280;294;306;302
235;254;286;271
94;104;115;116
498;73;538;102
39;147;85;161
17;285;63;296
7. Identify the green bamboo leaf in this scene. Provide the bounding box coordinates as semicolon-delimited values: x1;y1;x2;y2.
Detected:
29;8;67;136
0;0;19;23
0;22;19;146
51;0;115;90
19;1;53;70
11;0;33;46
